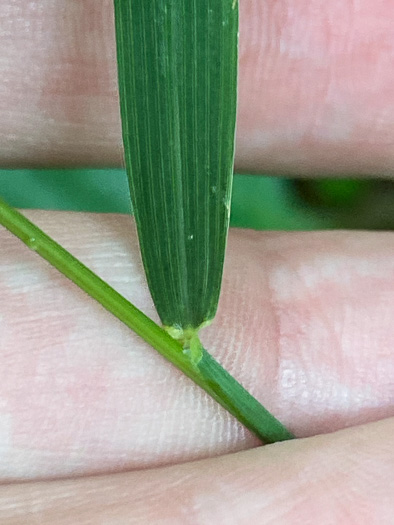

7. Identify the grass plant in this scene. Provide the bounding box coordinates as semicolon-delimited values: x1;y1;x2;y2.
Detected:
0;1;294;444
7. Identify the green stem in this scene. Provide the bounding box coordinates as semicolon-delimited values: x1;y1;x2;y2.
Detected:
0;198;294;443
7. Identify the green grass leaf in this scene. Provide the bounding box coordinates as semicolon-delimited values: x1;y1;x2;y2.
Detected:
114;0;238;342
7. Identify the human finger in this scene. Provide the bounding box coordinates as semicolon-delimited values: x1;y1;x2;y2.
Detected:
1;210;393;480
0;1;393;175
1;418;393;524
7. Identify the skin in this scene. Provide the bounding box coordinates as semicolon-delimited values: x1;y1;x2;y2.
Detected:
0;0;394;523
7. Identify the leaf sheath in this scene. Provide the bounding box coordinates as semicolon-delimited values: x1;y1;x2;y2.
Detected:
0;198;294;444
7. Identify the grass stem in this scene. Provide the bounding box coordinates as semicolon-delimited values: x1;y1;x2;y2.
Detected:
0;198;294;443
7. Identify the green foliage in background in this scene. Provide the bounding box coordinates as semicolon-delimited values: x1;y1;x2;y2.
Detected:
1;169;393;231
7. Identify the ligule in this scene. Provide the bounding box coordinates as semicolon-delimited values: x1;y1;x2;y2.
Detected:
114;0;238;344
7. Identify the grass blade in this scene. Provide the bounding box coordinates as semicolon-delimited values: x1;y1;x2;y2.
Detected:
114;0;238;343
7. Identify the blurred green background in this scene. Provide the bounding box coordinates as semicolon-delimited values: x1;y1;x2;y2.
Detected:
1;169;393;230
